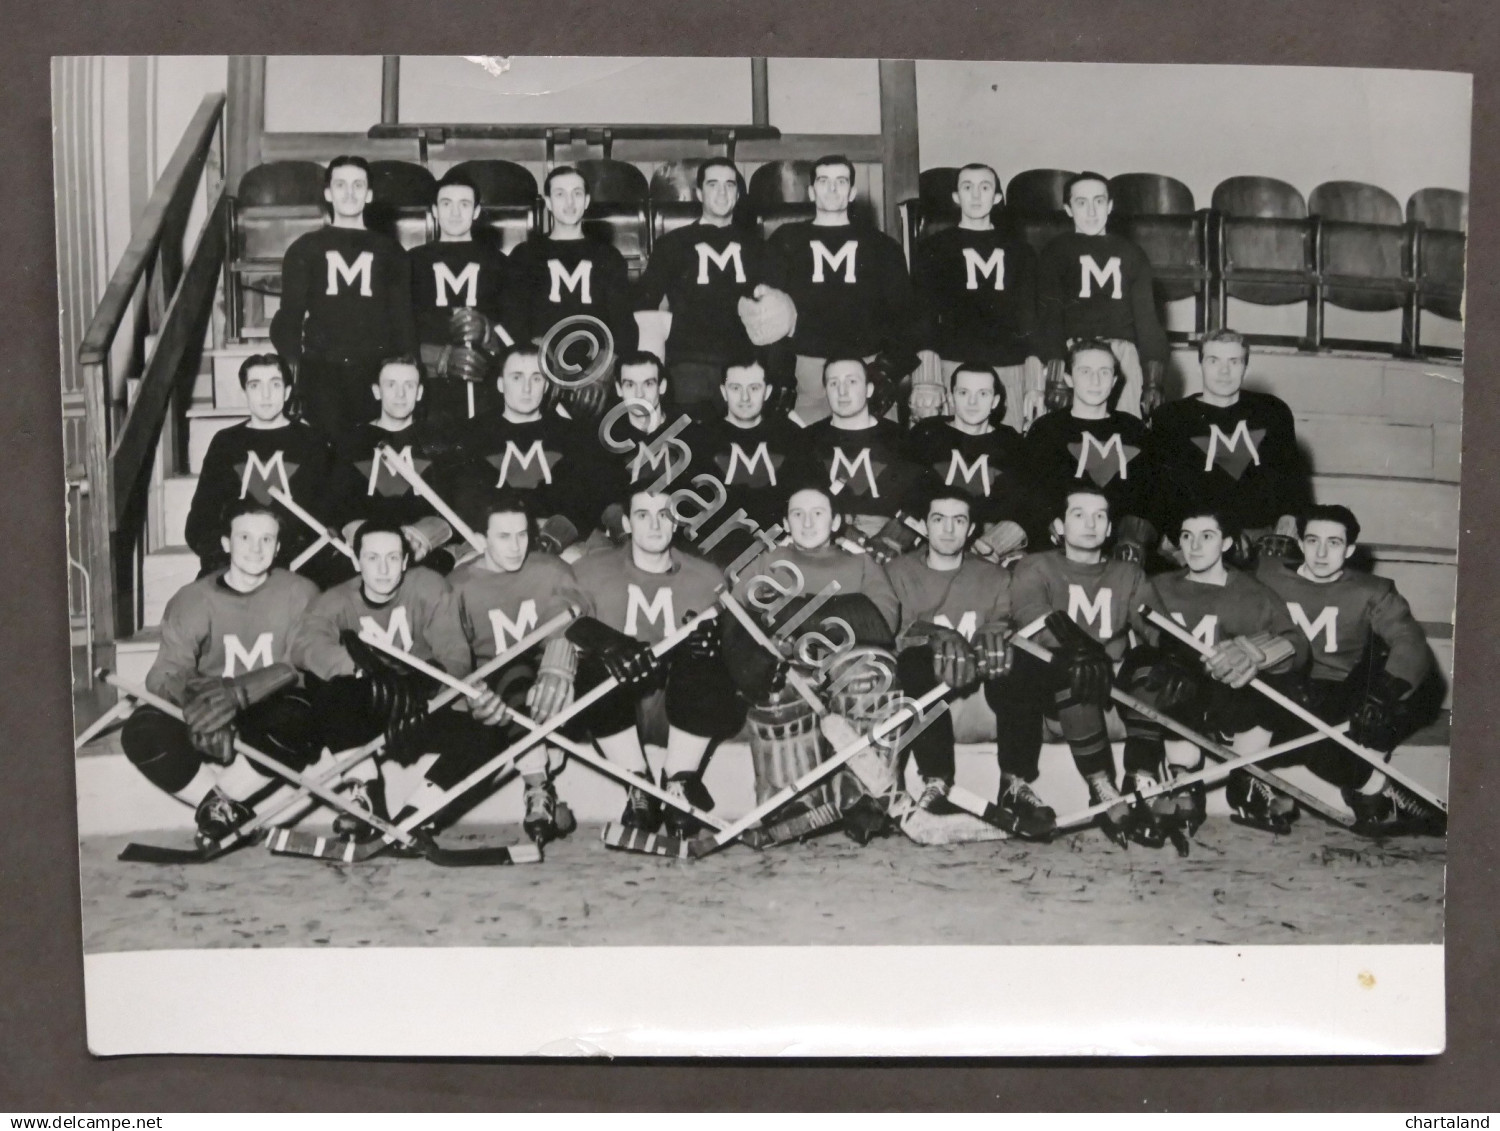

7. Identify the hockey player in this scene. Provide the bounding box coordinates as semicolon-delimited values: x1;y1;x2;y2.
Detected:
1256;504;1444;837
183;353;343;587
121;501;321;847
408;168;525;427
1000;486;1158;844
1024;339;1156;560
568;486;739;835
911;163;1044;432
1037;172;1169;419
447;492;589;844
270;156;417;437
903;362;1036;551
1117;506;1309;843
329;356;465;574
509;166;639;356
1146;328;1309;555
885;488;1024;823
632;158;780;416
287;519;505;845
765;155;921;423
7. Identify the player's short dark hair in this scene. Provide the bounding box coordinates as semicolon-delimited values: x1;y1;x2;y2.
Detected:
921;483;975;520
237;352;291;390
1067;338;1117;372
498;342;542;372
1298;504;1361;544
377;354;424;383
1063;171;1110;206
434;167;481;205
947;359;1006;402
1057;484;1112;519
722;353;766;379
784;475;837;513
822;357;869;386
1198;327;1250;365
222;497;283;537
956;162;1001;197
812;154;856;184
1177;506;1240;543
482;490;539;538
616;350;664;379
352;519;409;558
543;165;588;197
696;157;741;190
325;155;371;188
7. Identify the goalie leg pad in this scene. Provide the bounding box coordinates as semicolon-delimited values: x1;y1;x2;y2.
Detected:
121;707;202;793
746;691;837;814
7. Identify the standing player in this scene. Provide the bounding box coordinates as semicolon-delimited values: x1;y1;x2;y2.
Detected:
569;487;738;835
121;502;321;847
765;155;921;423
1147;328;1308;556
509;166;639;357
329;357;465;573
270;156;416;437
911;163;1044;432
1037;172;1169;418
184;353;342;586
1256;505;1444;836
448;493;588;844
1117;507;1309;842
1024;340;1156;560
886;489;1022;821
1000;487;1158;845
408;168;525;427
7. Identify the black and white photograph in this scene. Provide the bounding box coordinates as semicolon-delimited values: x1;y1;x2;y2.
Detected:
55;54;1467;1056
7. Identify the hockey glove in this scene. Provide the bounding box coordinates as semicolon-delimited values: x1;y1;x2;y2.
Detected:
1144;646;1205;712
972;519;1028;566
1254;533;1302;564
401;516;453;563
443;345;493;385
736;284;797;346
468;688;511;726
972;621;1015;680
1202;637;1259;689
535;515;580;556
907;621;978;690
678;613;722;662
449;307;497;352
763;379;800;420
1110;539;1146;566
527;635;579;722
565;616;662;691
870;514;922;563
1043;359;1071;412
340;630;433;751
1140;359;1167;418
1046;611;1114;709
1348;669;1412;752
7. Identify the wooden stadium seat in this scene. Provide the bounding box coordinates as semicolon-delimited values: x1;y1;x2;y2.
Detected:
1310;180;1403;226
1210;175;1317;344
1005;169;1074;217
574;158;651;277
230;160;329;337
365;160;437;249
748;159;816;237
899;167;962;259
1107;173;1211;334
1408;189;1467;353
1308;180;1415;353
446;159;539;254
1109;172;1195;217
1407;187;1467;233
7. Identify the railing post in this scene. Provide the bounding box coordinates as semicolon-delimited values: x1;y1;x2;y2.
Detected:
79;357;122;647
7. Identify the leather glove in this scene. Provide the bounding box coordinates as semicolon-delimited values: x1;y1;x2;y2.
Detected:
526;635;578;722
763;379;799;419
468;688;511;726
449;307;497;352
910;622;977;690
678;614;722;662
535;515;580;556
1140;359;1167;418
972;621;1014;680
1348;669;1411;752
1043;360;1070;412
340;630;432;751
1046;611;1113;709
565;616;662;691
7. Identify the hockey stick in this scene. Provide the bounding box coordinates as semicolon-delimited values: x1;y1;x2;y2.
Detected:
1007;633;1350;825
1145;608;1447;813
377;443;486;553
74;697;134;752
115;608;579;864
356;633;729;834
269;487;356;571
269;608;720;862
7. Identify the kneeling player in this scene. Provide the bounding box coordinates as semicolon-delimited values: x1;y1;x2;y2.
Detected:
287;520;506;847
1256;505;1445;837
1118;507;1308;843
448;493;588;844
121;502;321;846
569;487;740;835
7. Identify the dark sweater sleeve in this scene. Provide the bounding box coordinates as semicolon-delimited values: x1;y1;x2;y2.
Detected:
1127;244;1168;364
604;247;639;353
1035;245;1067;364
876;236;921;361
1370;585;1434;689
270;238;312;363
633;232;675;313
1011;243;1041;358
387;245;417;354
184;433;236;563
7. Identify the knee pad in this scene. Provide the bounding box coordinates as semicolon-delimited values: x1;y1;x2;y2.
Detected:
121;709;201;794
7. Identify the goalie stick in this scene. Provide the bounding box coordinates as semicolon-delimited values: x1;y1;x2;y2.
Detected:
115;607;579;864
377;443;486;554
268;608;721;862
1146;607;1448;813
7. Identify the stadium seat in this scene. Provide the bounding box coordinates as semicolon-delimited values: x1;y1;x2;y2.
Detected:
1407;187;1467;233
230;160;328;337
446;159;539;254
1210;175;1317;344
1308;180;1415;353
1003;168;1074;253
574;157;651;277
898;167;964;259
1408;189;1466;339
1109;173;1212;333
364;160;437;249
748;159;816;239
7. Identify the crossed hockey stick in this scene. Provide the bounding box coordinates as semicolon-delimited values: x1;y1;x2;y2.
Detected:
1146;608;1448;813
267;608;721;863
268;487;356;571
376;443;486;554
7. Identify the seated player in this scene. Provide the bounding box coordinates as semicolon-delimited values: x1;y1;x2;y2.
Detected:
885;488;1024;824
1001;487;1157;845
1024;339;1155;560
903;362;1036;559
409;168;525;426
329;356;466;574
184;353;343;587
270;155;416;437
569;486;738;835
287;519;505;846
1037;172;1168;418
1117;507;1309;845
447;492;589;845
910;162;1043;431
1146;328;1309;557
764;155;921;423
632;158;788;418
802;358;930;553
509;165;639;356
449;343;604;552
1256;504;1445;837
121;502;321;847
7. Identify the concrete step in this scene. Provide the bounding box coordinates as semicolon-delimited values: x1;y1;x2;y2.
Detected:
1310;474;1459;550
151;474;198;551
141;546;200;628
187;404;249;475
1367;545;1457;626
1297;414;1460;482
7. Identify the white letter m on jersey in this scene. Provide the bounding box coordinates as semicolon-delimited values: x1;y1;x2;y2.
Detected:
625;584;675;638
946;451;993;495
810;240;858;284
223;632;274;677
962;247;1005;290
1079;254;1123;299
1170;611;1219;647
326;250;374;296
934;611;978;640
359;608;413;653
240;451;291;500
488;600;539;651
696;242;746;284
1067;585;1114;638
1288;603;1338;653
548;259;593;304
434;261;481;308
